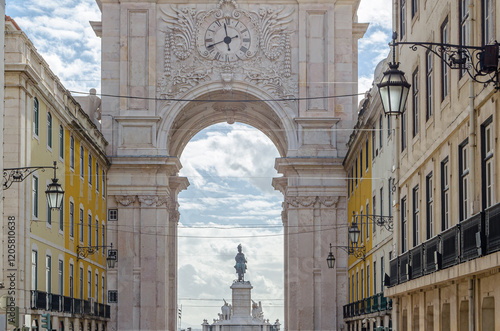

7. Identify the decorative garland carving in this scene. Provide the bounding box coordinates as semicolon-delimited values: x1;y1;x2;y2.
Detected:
285;196;340;208
115;195;136;207
157;1;297;104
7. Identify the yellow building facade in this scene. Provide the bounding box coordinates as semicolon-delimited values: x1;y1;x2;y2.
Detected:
3;18;110;330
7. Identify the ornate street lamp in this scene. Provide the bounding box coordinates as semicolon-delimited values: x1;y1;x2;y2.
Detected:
348;216;361;246
45;161;65;210
326;244;336;269
3;161;64;210
378;32;500;116
77;243;118;269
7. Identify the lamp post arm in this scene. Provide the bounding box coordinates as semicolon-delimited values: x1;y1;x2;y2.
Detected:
3;165;57;189
77;245;114;260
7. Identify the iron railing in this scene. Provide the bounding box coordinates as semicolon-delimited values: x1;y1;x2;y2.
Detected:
342;294;392;318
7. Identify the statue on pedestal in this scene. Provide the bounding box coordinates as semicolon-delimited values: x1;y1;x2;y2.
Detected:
234;244;247;282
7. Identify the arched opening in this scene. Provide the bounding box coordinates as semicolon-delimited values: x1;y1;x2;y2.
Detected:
481;296;495;330
176;122;284;329
459;300;469;331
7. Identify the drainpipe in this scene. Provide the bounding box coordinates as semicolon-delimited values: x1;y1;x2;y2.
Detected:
469;277;475;331
468;0;476;217
468;1;475;330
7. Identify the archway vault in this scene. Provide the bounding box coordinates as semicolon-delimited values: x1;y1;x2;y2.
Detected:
157;85;299;158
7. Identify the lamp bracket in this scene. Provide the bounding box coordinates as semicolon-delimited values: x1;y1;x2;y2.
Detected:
352;214;394;232
3;165;57;190
77;245;113;260
331;244;366;260
391;32;500;89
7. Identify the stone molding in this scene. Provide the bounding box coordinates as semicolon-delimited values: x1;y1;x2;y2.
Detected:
285;196;339;208
115;195;136;206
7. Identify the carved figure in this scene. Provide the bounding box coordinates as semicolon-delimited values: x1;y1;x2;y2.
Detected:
234;244;247;281
221;299;231;320
252;300;264;321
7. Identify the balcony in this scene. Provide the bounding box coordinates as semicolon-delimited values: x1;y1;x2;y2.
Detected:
342;294;392;319
442;225;460;269
31;290;48;310
386;202;500;288
410;244;424;278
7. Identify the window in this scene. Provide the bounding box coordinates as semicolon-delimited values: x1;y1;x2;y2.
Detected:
80;146;85;178
373;261;377;294
95;219;99;249
381;256;385;291
31;250;38;290
366;202;370;239
459;0;470;77
379;115;383;149
69;264;74;298
58;260;64;295
59;125;64;159
365;139;369;170
360;151;363;179
401;197;408;252
413;185;420;246
441;158;450;230
47;112;52;148
33;98;39;136
441;18;450;100
47;201;52;226
102;225;106;256
426;50;433;120
412;68;419;137
79;208;84;242
102;170;106;198
96;163;100;192
373;196;377;233
33;176;39;218
483;0;495;45
79;267;83;299
101;276;105;303
380;187;384;220
367;265;370;297
108;290;118;303
70;136;75;169
360;209;364;243
401;111;407;151
351;275;354;302
372;129;376;159
69;202;74;238
356;272;359;300
361;269;364;299
459;140;470;221
411;0;418;18
88;214;92;246
88;154;92;186
481;117;494;208
87;270;92;299
59;202;64;232
400;0;407;39
426;172;434;239
46;255;52;293
355;158;358;186
95;273;99;301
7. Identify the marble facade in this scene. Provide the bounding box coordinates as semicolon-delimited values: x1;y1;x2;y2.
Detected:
93;0;366;329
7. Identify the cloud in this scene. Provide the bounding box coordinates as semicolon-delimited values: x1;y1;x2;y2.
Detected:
357;0;392;29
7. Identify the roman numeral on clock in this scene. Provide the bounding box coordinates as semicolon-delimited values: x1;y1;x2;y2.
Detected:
225;18;231;25
214;52;221;61
240;46;248;53
215;20;222;27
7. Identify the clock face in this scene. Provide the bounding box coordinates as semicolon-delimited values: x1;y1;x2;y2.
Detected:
199;17;256;62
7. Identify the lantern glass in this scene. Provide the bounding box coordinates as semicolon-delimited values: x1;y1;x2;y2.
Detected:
348;222;361;245
377;63;411;116
45;179;64;210
326;252;336;269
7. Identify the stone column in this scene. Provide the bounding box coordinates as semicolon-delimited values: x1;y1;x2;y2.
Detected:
107;157;188;331
274;157;348;331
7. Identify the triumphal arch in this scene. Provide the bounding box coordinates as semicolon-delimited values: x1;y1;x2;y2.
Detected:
93;0;366;329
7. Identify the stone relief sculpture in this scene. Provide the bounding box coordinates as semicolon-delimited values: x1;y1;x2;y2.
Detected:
251;300;264;322
157;0;297;104
234;244;247;281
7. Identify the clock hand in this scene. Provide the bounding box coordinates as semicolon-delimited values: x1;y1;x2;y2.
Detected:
206;40;225;49
224;23;228;37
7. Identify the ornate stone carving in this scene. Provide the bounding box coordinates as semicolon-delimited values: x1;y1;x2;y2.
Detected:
157;1;297;103
285;196;340;208
115;195;136;206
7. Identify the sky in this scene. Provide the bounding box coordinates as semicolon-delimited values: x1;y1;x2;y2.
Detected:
5;0;392;329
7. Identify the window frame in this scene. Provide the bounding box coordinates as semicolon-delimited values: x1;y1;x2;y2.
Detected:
59;125;64;160
401;196;408;253
46;255;52;293
459;0;470;78
459;139;470;221
441;18;450;100
70;136;75;170
426;172;434;239
400;0;407;39
47;112;52;149
33;98;39;137
33;175;39;218
426;50;433;120
441;157;450;231
412;68;419;137
481;116;494;209
69;202;75;238
413;185;420;246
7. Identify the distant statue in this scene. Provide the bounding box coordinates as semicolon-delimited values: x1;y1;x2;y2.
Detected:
234;244;247;281
221;299;231;320
252;300;264;321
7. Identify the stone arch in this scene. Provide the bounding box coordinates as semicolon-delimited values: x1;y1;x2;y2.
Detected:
157;83;298;158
